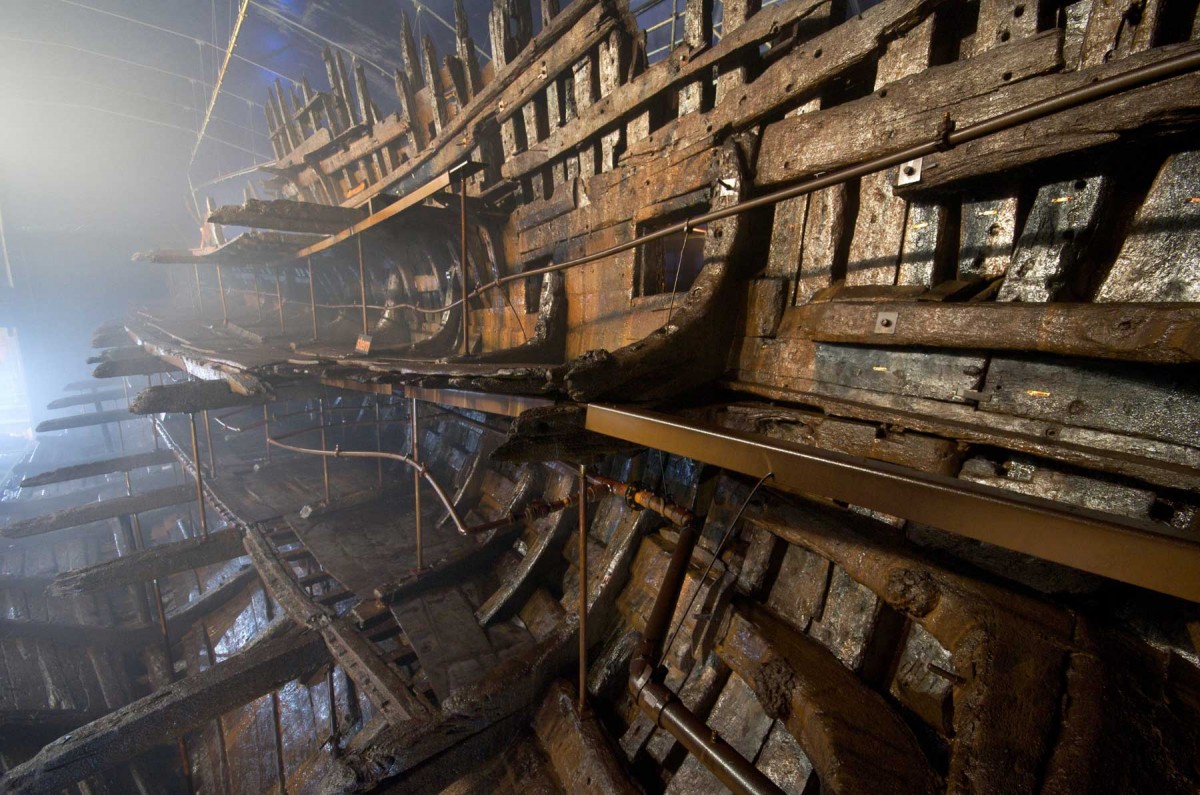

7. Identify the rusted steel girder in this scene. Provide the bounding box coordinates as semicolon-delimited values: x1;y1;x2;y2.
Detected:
585;404;1200;602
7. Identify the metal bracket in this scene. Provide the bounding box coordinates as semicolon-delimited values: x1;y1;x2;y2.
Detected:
874;311;898;334
897;157;923;186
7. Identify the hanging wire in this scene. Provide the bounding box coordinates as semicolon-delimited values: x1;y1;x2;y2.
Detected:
664;219;692;328
657;471;774;668
54;0;301;84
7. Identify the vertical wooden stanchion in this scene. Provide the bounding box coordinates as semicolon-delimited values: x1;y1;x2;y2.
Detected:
203;409;216;476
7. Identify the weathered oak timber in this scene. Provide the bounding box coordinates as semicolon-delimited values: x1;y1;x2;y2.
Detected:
243;525;431;723
208;197;367;235
791;300;1200;363
894;42;1200;193
756;29;1065;186
563;141;748;401
50;530;246;595
502;0;832;179
0;484;197;539
45;389;126;410
92;357;180;378
0;617;159;650
35;409;137;433
0;622;328;795
718;604;940;794
20;450;176;489
130;379;279;414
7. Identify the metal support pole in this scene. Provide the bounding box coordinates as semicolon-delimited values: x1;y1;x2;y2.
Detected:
194;264;204;317
275;270;286;333
411;396;422;571
578;462;588;710
374;398;383;487
189;413;209;538
215;265;229;325
203;409;216;476
459;170;469;355
264;404;272;463
308;256;318;341
319;397;331;503
252;273;264;323
146;375;159;449
357;235;369;336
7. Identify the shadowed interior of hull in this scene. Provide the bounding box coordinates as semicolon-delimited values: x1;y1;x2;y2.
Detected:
3;0;1200;792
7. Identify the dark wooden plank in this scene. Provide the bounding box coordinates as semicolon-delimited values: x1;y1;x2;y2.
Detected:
50;530;246;595
0;484;197;540
20;450;176;489
0;623;327;795
790;300;1200;363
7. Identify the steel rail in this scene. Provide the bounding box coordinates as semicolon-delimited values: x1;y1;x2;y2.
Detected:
586;404;1200;603
326;46;1200;318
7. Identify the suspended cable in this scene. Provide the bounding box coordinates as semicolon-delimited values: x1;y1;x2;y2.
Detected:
0;35;264;108
8;97;266;159
55;0;301;85
247;1;394;78
190;0;251;165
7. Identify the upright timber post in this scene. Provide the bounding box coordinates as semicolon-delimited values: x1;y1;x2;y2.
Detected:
189;413;209;538
308;256;318;341
578;462;588;710
460;169;469;356
411;396;422;571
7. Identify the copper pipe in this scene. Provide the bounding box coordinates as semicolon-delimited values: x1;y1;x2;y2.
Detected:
264;435;468;536
578;462;588;711
411;396;422;570
308;256;318;341
188;413;209;539
462;486;607;535
215;264;228;325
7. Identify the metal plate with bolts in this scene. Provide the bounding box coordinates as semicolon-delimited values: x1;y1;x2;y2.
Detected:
897;158;923;186
874;311;898;334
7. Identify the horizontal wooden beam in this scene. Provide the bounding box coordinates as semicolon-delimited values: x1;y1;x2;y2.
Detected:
0;484;197;539
0;621;328;795
35;409;137;433
789;300;1200;363
50;530;246;595
20;450;176;489
46;390;126;410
